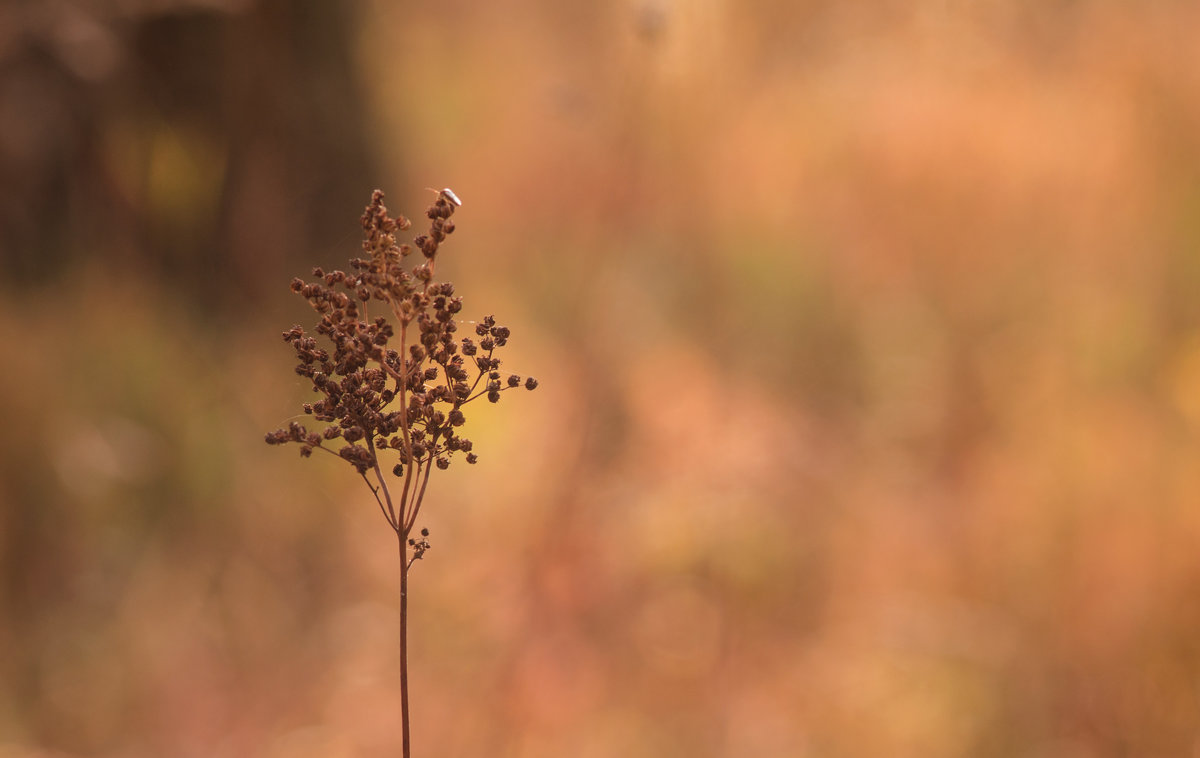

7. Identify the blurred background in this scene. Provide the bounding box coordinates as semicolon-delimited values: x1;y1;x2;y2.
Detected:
3;1;1200;756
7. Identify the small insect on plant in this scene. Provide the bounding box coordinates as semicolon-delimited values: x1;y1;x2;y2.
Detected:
432;186;462;206
265;187;537;758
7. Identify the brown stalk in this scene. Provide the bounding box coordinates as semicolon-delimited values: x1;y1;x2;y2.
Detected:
265;188;538;757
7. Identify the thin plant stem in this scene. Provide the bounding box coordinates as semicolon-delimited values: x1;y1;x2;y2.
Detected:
398;529;411;758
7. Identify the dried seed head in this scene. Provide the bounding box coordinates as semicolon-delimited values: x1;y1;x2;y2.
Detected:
268;187;537;562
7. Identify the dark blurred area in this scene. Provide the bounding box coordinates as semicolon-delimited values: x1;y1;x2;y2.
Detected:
0;0;376;305
3;1;1200;757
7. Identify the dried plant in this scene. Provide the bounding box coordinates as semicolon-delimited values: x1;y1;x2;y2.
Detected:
266;188;537;757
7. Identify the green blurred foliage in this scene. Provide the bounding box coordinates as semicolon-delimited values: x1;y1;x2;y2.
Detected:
3;1;1200;756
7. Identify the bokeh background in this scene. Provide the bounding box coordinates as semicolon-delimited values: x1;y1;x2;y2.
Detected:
3;1;1200;756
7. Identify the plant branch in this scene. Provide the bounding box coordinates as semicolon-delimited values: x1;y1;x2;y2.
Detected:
359;470;398;531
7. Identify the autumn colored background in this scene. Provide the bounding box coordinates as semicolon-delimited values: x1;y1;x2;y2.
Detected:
3;2;1200;756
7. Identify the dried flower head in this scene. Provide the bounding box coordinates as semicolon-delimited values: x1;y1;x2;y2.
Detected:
267;187;537;539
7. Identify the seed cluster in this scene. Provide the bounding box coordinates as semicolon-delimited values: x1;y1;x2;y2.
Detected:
266;189;537;539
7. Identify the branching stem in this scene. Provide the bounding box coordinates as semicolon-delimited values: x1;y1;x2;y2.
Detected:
266;189;538;758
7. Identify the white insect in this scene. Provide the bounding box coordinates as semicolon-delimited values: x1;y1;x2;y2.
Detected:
440;187;462;206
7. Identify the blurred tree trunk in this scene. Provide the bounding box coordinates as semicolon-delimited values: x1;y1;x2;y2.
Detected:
0;0;392;311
